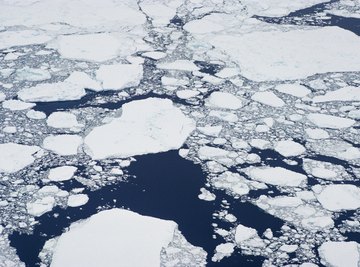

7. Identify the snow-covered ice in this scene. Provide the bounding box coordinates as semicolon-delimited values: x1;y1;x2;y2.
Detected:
307;113;355;129
46;112;81;129
318;241;360;267
48;166;77;182
251;91;285;107
85;98;195;159
206;92;243;110
43;135;83;156
312;86;360;102
67;194;89;207
274;140;306;157
274;83;311;98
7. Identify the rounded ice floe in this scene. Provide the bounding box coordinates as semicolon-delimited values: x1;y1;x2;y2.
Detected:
274;140;306;157
26;110;46;120
0;92;6;102
312;86;360;103
18;81;86;102
67;194;89;207
318;241;360;267
304;128;329;140
2;99;35;110
0;143;41;173
251;91;284;107
84;98;195;159
307;113;355;129
96;64;143;90
206;92;243;110
274;83;311;98
176;89;199;99
43;134;83;156
246;167;307;187
314;184;360;212
48;166;77;182
48;209;179;267
212;243;235;262
27;196;55;217
46;112;80;129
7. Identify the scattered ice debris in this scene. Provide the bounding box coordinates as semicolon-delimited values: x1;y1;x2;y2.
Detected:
313;184;360;212
48;166;77;182
307;113;355;129
0;143;41;173
206;92;243;110
46;112;81;129
43;134;83;156
251;91;285;107
46;209;206;267
274;83;311;98
96;64;143;90
85;98;195;159
318;241;360;267
67;194;89;207
274;140;306;157
246;167;307;187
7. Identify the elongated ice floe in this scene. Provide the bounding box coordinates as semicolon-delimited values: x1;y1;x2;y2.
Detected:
312;86;360;102
251;91;285;107
0;143;41;173
206;92;243;110
84;98;195;159
307;113;355;129
47;209;206;267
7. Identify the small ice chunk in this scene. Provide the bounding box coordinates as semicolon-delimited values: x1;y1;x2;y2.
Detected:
206;92;243;110
307;113;355;129
274;140;306;157
48;166;77;182
235;224;258;243
251;91;285;107
96;64;143;90
67;194;89;207
0;143;41;173
65;72;102;92
43;135;83;156
215;68;239;79
161;77;189;87
274;83;311;97
318;241;359;267
212;243;235;262
198;188;216;201
26;110;46;120
0;92;5;102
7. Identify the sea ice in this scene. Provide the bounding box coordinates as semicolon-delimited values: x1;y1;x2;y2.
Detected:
67;194;89;207
206;92;243;110
85;98;195;159
2;100;35;111
251;91;285;107
43;135;83;156
48;166;77;182
46;112;81;129
274;83;311;98
312;86;360;102
307;113;355;129
274;140;306;157
318;241;360;267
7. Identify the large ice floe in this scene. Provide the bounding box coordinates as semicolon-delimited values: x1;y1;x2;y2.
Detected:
84;98;195;159
42;209;206;267
1;0;360;266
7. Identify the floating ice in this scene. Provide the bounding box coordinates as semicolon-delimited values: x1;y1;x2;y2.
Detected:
206;92;243;110
47;112;81;129
85;98;195;159
314;184;360;212
48;166;77;182
274;83;311;98
176;89;200;99
246;167;307;187
96;64;143;90
67;194;89;207
274;140;306;157
312;86;360;102
307;113;355;129
157;60;200;72
2;100;35;111
43;135;83;156
251;91;285;107
304;128;329;140
318;241;360;267
0;143;41;173
0;30;52;50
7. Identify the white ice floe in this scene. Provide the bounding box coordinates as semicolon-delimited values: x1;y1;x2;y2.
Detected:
140;1;181;26
209;27;360;81
157;60;200;72
198;188;216;201
307;113;355;129
242;0;328;17
304;128;329;140
43;135;83;156
274;140;306;157
246;167;307;187
0;29;52;50
48;166;77;182
47;112;81;129
96;64;143;90
209;110;238;123
176;89;200;99
142;51;167;60
307;139;360;161
65;72;102;92
198;146;235;166
212;243;235;262
206;92;243;110
85;98;195;159
313;184;360;212
26;110;46;120
215;68;239;79
18;81;86;103
197;125;222;137
0;143;41;173
318;241;360;267
312;86;360;103
211;171;251;196
303;159;351;181
274;83;311;98
251;91;285;107
0;92;5;102
234;224;264;248
15;67;51;82
27;196;55;217
67;194;89;207
2;100;35;111
49;209;179;267
161;76;189;87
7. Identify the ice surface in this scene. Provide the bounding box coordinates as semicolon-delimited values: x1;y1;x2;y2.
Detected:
274;83;311;98
0;30;52;50
46;112;81;129
318;241;360;267
67;194;89;207
251;91;285;107
307;113;355;129
0;143;41;173
206;92;243;110
48;166;77;182
274;140;306;157
96;64;143;90
43;135;83;156
49;209;179;267
246;167;307;187
85;98;195;159
312;86;360;102
314;184;360;211
2;100;35;111
157;60;200;72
